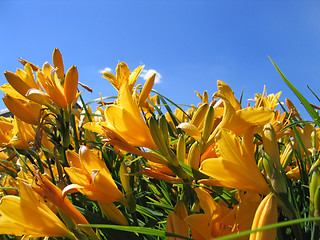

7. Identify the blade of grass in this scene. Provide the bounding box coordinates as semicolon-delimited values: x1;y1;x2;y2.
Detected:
269;56;320;126
79;224;194;240
307;85;320;103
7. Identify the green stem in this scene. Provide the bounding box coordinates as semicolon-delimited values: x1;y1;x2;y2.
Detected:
70;114;80;152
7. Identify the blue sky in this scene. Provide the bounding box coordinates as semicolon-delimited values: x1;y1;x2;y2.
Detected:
1;1;320;119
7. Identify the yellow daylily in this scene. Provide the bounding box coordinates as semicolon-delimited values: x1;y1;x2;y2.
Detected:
3;95;42;125
102;62;159;119
64;146;124;202
1;49;80;111
83;124;165;165
203;81;275;146
185;188;261;240
250;86;282;110
195;90;209;105
0;175;18;195
166;201;189;240
2;64;51;105
185;188;223;240
0;117;35;149
36;63;80;111
104;81;157;149
200;127;270;195
214;80;242;111
64;146;128;225
101;62;144;91
212;99;275;137
30;171;100;239
0;151;18;177
0;174;75;239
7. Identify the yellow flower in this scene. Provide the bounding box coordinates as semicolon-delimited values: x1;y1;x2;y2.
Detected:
3;64;51;105
30;171;100;239
212;99;275;137
104;81;157;149
200;127;270;195
0;174;18;195
64;146;128;225
250;86;282;110
0;117;35;149
184;188;222;240
101;62;144;91
185;188;261;240
64;146;124;203
250;193;278;240
0;174;75;239
166;201;189;240
3;95;42;125
36;63;80;111
83;124;165;165
214;80;242;111
1;49;80;111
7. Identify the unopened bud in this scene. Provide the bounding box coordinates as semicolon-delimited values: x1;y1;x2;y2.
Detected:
280;144;293;169
159;115;169;147
177;135;186;163
119;162;136;213
263;154;274;180
188;142;200;170
310;170;320;217
314;186;320;225
201;106;215;144
53;48;65;79
263;123;281;170
271;169;288;195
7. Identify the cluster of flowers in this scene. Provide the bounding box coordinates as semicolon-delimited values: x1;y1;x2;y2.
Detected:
0;49;318;240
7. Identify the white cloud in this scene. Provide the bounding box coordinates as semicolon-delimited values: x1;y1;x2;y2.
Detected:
140;69;162;84
99;67;112;73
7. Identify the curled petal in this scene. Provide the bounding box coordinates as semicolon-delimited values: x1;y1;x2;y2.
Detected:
177;122;201;142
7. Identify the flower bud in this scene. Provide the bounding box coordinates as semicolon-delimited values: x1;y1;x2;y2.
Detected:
177;135;186;163
280;143;293;169
310;170;320;218
53;48;65;79
64;65;79;108
262;123;281;170
201;106;215;144
250;193;277;240
119;162;136;213
188;142;200;170
313;186;320;225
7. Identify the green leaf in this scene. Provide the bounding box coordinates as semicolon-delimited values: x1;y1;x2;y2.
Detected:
269;56;320;126
136;205;163;220
0;187;18;190
179;160;210;180
78;224;194;240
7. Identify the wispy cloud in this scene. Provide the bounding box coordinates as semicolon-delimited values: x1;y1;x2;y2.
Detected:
140;69;162;84
99;67;112;73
